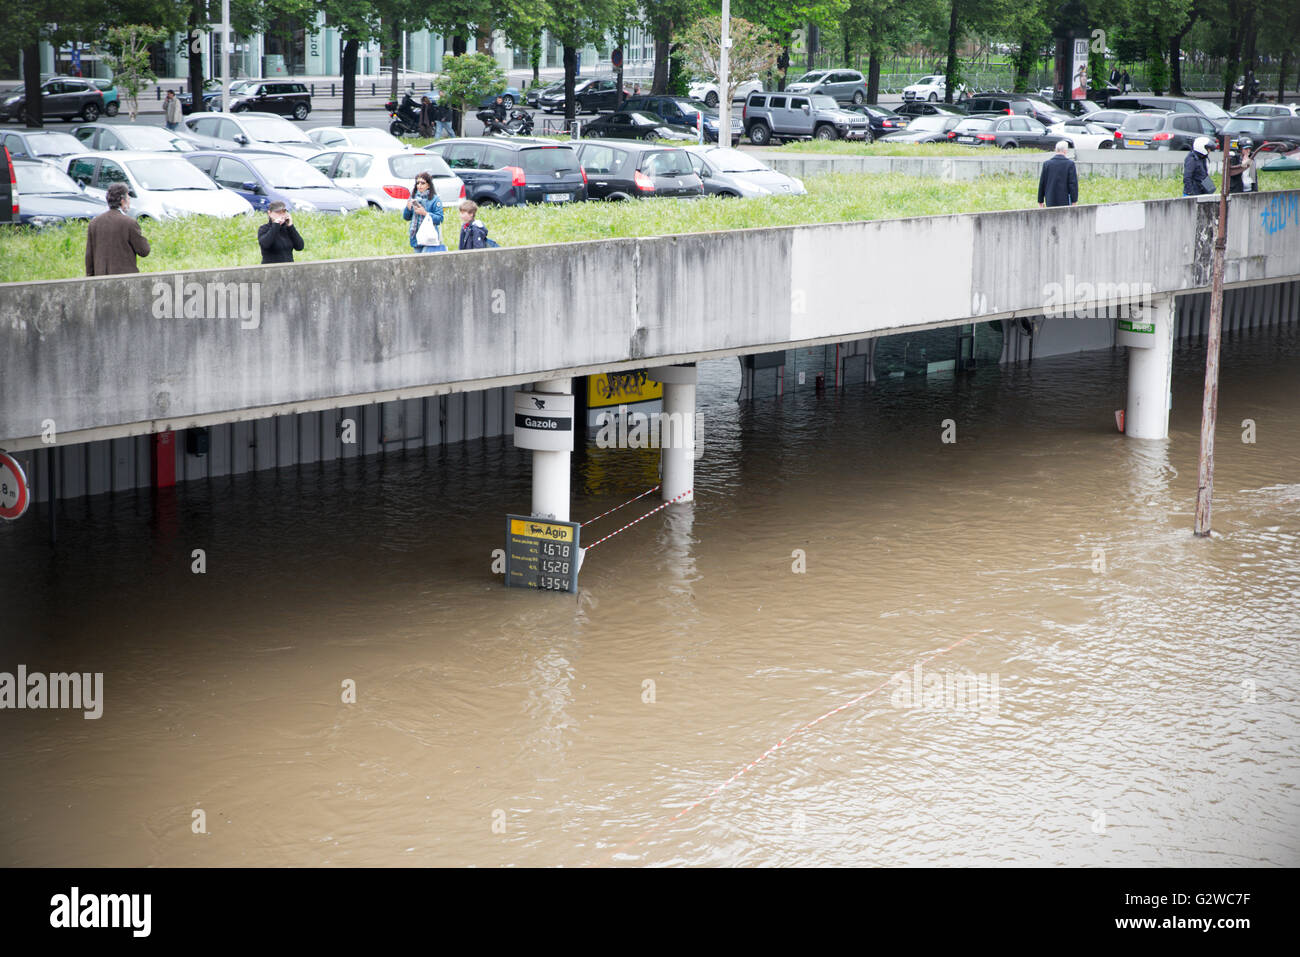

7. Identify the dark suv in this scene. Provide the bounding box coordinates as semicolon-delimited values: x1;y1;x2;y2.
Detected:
0;78;104;123
227;80;313;120
1115;110;1218;150
1106;95;1230;130
619;95;741;144
574;141;703;200
425;137;587;205
964;93;1069;126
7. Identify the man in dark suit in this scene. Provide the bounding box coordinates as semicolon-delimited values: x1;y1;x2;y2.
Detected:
1038;141;1079;208
85;183;150;276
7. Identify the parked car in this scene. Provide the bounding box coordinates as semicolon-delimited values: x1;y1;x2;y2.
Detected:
964;92;1071;126
902;75;967;102
527;82;563;109
1079;109;1132;132
680;145;806;197
1;145;13;225
308;126;406;151
894;101;966;120
72;123;199;153
64;150;254;219
184;150;365;214
0;129;87;165
539;77;617;114
947;114;1059;150
1106;94;1230;129
183;112;320;158
743;91;870;144
1233;103;1300;119
179;88;222;114
688;77;763;108
1114;109;1218;150
1219;116;1300;152
225;80;313;120
422;137;587;205
582;111;696;141
619;95;741;144
306;147;464;212
785;69;870;106
879;113;962;143
10;158;107;227
842;104;910;141
574;141;703;200
574;77;625;114
480;86;521;109
0;77;104;123
1045;119;1116;150
89;78;119;117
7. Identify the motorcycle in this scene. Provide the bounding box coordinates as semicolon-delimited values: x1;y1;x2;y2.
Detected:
477;108;511;136
505;108;534;136
476;107;535;137
386;94;422;136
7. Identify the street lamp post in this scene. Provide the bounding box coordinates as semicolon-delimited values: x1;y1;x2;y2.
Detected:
221;0;230;113
719;0;730;148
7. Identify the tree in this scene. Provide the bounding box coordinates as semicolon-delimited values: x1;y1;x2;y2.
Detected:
316;0;382;126
735;0;850;90
435;50;505;133
545;2;617;123
642;0;706;94
104;24;168;120
676;15;780;105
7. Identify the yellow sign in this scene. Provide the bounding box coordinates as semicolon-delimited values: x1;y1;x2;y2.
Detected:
587;370;663;409
509;518;574;542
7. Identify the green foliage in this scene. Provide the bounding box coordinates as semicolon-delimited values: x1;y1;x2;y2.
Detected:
436;52;507;129
104;24;168;119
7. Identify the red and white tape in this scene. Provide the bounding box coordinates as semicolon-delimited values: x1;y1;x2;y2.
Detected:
583;488;694;551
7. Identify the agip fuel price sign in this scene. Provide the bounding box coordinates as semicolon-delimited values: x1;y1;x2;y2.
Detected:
505;515;580;593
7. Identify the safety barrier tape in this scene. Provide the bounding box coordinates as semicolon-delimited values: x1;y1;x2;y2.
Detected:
580;485;661;527
583;488;694;551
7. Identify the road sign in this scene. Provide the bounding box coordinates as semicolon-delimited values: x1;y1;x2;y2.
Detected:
0;452;31;521
611;48;623;69
505;515;581;592
513;391;574;451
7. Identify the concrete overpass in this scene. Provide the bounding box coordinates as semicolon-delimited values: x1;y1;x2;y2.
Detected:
2;189;1298;511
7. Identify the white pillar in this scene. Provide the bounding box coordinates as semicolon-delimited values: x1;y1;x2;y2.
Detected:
530;378;571;521
1123;294;1176;440
650;364;697;503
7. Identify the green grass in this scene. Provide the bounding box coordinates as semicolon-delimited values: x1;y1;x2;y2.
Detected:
4;171;1298;285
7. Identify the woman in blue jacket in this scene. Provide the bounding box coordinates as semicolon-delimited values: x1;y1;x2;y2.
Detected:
403;171;445;252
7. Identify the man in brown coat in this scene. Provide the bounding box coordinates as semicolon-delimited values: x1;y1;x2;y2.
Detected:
85;183;151;276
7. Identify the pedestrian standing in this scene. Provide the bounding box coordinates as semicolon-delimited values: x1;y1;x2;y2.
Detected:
403;171;445;252
1183;137;1216;196
85;183;150;276
1120;69;1130;93
163;90;182;131
418;95;434;138
1229;136;1257;193
257;201;304;263
1038;141;1079;208
457;199;492;250
434;100;455;139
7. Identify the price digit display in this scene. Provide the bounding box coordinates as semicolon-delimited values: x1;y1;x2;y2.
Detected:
505;515;580;593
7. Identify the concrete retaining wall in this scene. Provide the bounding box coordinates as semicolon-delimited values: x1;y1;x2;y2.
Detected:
761;148;1202;182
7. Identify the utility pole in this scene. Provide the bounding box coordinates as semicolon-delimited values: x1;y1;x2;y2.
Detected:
718;0;730;150
221;0;230;112
1194;135;1231;537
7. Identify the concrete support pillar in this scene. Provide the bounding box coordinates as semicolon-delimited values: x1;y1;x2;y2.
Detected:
530;378;571;521
649;364;697;503
1123;294;1176;440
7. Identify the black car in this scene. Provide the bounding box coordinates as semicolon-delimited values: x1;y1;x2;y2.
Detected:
527;82;562;108
574;141;703;200
539;77;619;114
879;113;961;143
425;137;587;205
0;77;104;123
965;92;1071;126
843;104;911;142
583;111;695;142
574;77;625;114
10;158;107;227
619;95;740;144
1106;95;1231;130
894;101;966;120
1220;116;1300;152
1115;110;1218;151
0;129;86;165
226;80;313;120
948;114;1059;150
179;89;222;114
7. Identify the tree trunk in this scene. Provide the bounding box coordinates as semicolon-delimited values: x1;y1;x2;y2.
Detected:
531;35;541;84
452;36;467;57
477;27;493;56
807;24;818;71
188;5;206;105
390;21;401;101
867;47;881;104
944;0;959;104
615;28;625;109
563;44;578;125
342;39;358;127
1014;34;1034;93
777;42;790;90
22;42;42;127
1279;49;1290;102
1222;7;1241;110
652;22;670;93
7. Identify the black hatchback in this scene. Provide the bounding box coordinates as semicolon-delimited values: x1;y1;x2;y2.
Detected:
425;137;587;205
574;141;703;200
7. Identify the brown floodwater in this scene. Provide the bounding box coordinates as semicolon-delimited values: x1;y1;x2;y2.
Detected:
1;328;1298;866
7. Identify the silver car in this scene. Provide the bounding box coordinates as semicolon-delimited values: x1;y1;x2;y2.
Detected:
308;126;407;151
681;146;806;197
183;111;320;158
306;146;464;211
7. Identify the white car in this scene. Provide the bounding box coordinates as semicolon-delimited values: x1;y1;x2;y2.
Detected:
308;126;407;151
688;77;763;108
305;146;464;211
1234;102;1300;118
64;150;254;220
1046;120;1116;150
681;145;806;197
903;75;966;102
183;111;320;158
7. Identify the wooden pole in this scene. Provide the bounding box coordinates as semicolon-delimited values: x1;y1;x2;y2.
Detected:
1194;135;1231;537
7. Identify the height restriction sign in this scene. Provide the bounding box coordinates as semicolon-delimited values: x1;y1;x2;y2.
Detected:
0;452;31;521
